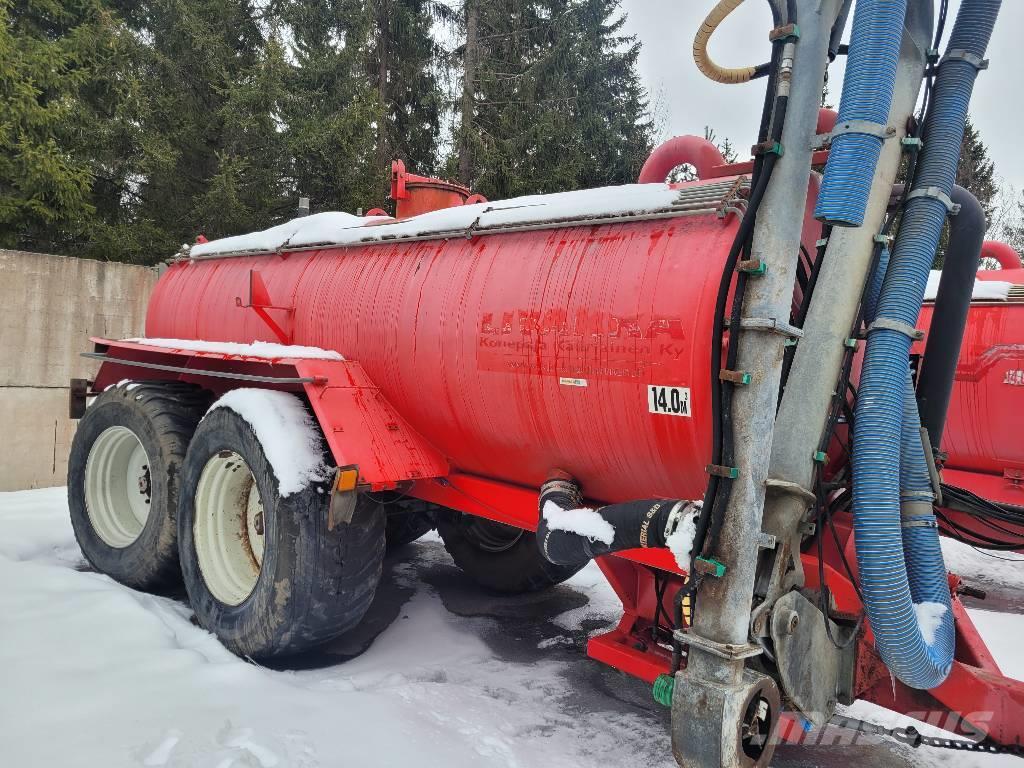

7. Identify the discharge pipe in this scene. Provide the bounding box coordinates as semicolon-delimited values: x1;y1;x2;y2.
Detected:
638;137;726;184
536;475;702;571
983;240;1023;270
852;0;1001;690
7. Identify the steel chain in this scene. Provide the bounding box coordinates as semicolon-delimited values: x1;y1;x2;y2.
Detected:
831;715;1024;758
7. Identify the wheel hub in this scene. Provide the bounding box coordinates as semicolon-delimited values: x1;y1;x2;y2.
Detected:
193;451;266;606
84;426;153;548
137;465;151;497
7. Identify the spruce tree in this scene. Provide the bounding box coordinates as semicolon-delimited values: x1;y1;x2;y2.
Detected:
97;0;292;262
364;0;451;178
0;0;132;253
932;117;998;267
279;0;448;213
956;117;997;225
454;0;652;200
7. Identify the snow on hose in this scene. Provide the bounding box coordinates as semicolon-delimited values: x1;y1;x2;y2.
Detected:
853;0;1001;690
815;0;907;226
536;477;702;572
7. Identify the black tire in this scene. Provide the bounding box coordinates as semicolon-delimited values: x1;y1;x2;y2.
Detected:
383;497;436;552
177;403;385;659
436;510;584;594
68;381;209;591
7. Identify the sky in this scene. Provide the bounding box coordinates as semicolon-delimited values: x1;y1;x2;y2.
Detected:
620;1;1024;195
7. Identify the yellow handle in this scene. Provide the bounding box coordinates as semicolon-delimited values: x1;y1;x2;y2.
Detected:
693;0;759;84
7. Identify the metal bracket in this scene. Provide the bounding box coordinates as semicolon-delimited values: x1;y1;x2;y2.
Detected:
719;369;752;385
768;23;800;43
771;591;843;729
673;629;763;661
328;488;358;530
867;317;925;341
707;464;739;479
69;378;93;419
813;119;897;150
920;427;944;506
740;317;805;339
765;477;817;504
940;49;989;71
738;258;767;275
906;186;961;215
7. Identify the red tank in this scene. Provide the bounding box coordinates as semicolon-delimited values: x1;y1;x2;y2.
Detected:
145;177;822;504
917;263;1024;504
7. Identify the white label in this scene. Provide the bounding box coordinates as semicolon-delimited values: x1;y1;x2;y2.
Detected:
648;385;691;417
559;377;588;387
1004;370;1024;387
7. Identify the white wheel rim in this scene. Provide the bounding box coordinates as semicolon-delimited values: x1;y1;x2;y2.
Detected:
193;451;265;606
84;426;153;548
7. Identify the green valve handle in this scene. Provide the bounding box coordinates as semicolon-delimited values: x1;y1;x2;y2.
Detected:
653;673;675;708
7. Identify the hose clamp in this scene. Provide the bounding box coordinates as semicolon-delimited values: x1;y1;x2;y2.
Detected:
813;119;897;150
900;495;937;528
674;630;763;660
900;494;935;508
662;500;688;540
867;318;925;341
905;186;961;215
939;49;989;71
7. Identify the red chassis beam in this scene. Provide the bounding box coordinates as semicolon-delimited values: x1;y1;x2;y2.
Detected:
88;341;1024;748
412;474;1024;748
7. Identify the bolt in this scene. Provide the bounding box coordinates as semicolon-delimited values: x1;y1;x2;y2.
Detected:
786;610;800;634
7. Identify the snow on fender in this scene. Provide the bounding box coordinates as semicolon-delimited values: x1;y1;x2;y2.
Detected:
206;389;331;496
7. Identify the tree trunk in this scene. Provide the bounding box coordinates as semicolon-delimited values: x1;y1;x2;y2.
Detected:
458;0;478;187
376;3;390;175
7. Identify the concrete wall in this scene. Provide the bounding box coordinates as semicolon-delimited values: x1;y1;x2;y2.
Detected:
0;250;157;491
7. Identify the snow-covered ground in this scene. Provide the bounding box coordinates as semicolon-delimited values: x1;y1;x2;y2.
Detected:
1;487;1022;768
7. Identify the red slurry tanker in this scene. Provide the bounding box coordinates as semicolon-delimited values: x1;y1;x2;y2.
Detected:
67;1;1024;766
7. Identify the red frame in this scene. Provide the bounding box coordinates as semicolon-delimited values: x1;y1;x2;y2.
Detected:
89;338;1024;750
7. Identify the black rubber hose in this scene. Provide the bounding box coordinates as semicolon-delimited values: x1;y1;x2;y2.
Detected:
916;185;985;449
707;96;789;553
536;478;694;568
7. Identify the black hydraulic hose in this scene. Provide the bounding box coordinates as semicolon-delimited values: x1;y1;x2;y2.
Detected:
669;90;791;674
916;185;986;449
536;477;698;568
672;1;798;672
707;95;790;554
